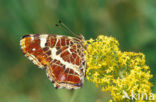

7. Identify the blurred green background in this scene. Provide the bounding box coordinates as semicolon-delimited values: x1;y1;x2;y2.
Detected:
0;0;156;102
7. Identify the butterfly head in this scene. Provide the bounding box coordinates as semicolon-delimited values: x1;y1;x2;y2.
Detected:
78;34;85;41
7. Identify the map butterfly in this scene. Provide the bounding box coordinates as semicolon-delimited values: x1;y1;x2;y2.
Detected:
20;30;86;89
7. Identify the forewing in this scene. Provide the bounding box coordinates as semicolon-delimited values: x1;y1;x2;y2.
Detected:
20;34;52;69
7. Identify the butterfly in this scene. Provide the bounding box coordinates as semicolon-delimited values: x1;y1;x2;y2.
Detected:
20;21;86;89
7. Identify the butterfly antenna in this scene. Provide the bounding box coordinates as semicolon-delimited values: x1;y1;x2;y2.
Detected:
56;20;78;37
55;24;69;34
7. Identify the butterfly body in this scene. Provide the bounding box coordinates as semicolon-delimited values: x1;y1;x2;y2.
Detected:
20;34;86;89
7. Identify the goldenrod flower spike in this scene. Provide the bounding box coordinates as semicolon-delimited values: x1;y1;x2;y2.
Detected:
85;35;153;101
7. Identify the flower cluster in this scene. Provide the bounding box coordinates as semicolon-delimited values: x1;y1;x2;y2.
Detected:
85;35;153;101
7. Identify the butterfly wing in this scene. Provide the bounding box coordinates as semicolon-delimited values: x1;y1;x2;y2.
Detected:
20;34;52;68
46;35;86;89
20;34;86;89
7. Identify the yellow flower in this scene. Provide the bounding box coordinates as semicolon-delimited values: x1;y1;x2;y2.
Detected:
85;35;154;101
